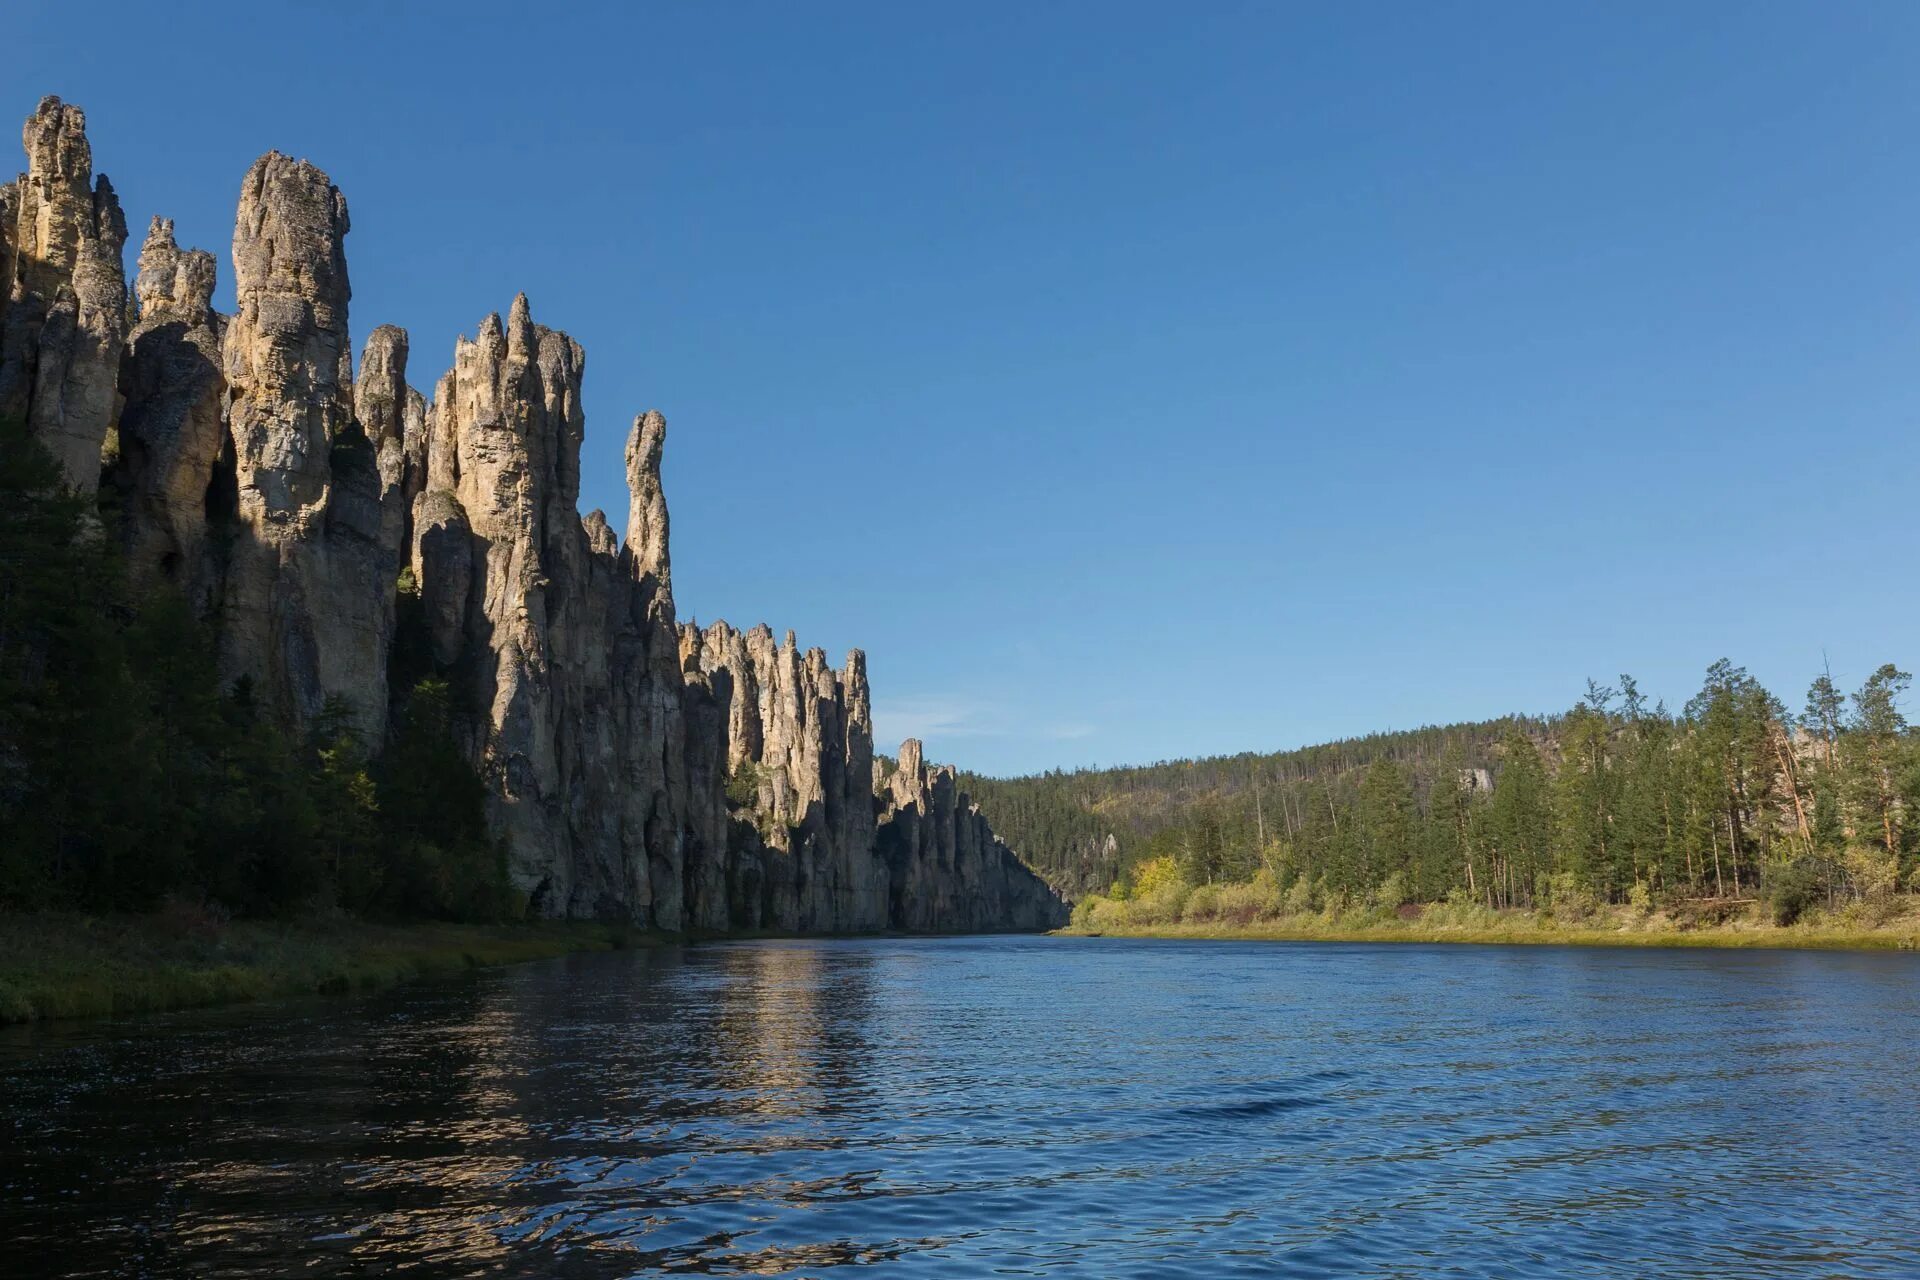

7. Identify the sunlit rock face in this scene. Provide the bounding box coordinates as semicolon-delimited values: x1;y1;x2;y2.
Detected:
681;623;885;932
214;152;401;737
407;304;693;923
0;96;127;491
18;92;1065;933
878;740;1071;932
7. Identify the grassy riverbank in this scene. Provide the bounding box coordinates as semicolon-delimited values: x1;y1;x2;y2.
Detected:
0;911;652;1024
1061;899;1920;953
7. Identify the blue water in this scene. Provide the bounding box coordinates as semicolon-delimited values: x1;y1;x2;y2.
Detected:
3;937;1919;1278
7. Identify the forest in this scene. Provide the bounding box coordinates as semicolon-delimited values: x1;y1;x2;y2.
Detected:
964;662;1920;928
0;418;513;921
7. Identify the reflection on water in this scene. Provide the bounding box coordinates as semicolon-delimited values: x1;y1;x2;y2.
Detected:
4;938;1920;1277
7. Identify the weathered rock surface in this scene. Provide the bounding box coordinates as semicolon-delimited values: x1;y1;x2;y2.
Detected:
216;152;400;735
0;96;127;490
16;93;1067;934
112;217;227;598
616;409;696;927
682;622;887;932
353;323;423;557
410;301;690;922
878;740;1070;931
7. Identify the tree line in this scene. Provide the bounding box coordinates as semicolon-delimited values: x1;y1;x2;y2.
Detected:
966;664;1919;923
0;418;512;920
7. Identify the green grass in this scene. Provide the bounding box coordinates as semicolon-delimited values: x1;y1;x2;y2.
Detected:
0;911;657;1024
1060;902;1920;954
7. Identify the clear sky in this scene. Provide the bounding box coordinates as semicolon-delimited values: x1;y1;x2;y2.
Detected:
15;2;1920;775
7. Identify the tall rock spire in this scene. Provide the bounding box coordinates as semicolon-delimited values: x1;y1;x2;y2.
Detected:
408;297;694;923
0;96;128;490
113;216;225;597
354;323;422;556
216;151;396;735
614;407;694;926
225;152;351;524
624;409;672;605
877;741;1069;931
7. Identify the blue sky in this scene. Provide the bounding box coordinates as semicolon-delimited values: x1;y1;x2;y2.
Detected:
16;2;1920;775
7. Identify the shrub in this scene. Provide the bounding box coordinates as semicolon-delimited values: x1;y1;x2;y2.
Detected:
1546;871;1598;921
1371;872;1409;909
1131;856;1185;897
1070;897;1100;930
1130;881;1191;925
1183;883;1223;922
1086;896;1133;932
724;761;764;809
1845;846;1900;904
1283;874;1318;916
1767;859;1822;926
1424;890;1495;930
1214;872;1283;923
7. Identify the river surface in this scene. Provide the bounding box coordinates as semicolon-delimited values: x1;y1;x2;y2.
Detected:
4;937;1920;1278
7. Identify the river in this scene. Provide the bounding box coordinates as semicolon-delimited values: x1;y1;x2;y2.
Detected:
3;936;1918;1277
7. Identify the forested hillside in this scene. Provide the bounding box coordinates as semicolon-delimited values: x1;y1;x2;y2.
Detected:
964;665;1920;921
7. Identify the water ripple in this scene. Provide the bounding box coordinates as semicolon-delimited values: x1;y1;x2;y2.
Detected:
3;937;1919;1277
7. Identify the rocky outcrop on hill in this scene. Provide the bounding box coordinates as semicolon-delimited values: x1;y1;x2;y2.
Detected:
9;93;1067;934
0;97;127;491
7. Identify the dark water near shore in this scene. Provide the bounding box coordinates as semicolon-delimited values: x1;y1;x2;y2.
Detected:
4;938;1920;1278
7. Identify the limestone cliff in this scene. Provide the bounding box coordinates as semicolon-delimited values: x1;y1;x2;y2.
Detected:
214;152;402;736
353;323;424;559
0;96;127;491
408;299;685;922
681;622;887;932
112;217;225;601
878;740;1070;932
18;93;1068;934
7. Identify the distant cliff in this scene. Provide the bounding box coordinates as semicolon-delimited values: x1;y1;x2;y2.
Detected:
1;95;1066;933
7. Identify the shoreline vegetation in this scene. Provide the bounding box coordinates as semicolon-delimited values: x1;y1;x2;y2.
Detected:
8;894;1916;1029
0;911;652;1025
1059;905;1920;955
972;667;1920;963
1062;893;1920;953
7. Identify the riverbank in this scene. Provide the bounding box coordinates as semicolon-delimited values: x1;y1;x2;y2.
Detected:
0;911;656;1024
1060;901;1920;953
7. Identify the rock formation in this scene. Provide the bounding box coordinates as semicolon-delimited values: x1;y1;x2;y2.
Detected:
353;323;425;557
0;96;127;491
681;622;888;932
878;740;1070;932
14;93;1068;934
404;302;706;923
215;152;401;736
111;217;225;600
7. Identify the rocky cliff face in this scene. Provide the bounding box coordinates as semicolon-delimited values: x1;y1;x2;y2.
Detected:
406;301;692;923
878;740;1071;932
10;93;1068;934
0;97;127;492
681;622;888;932
112;217;225;601
215;152;402;736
